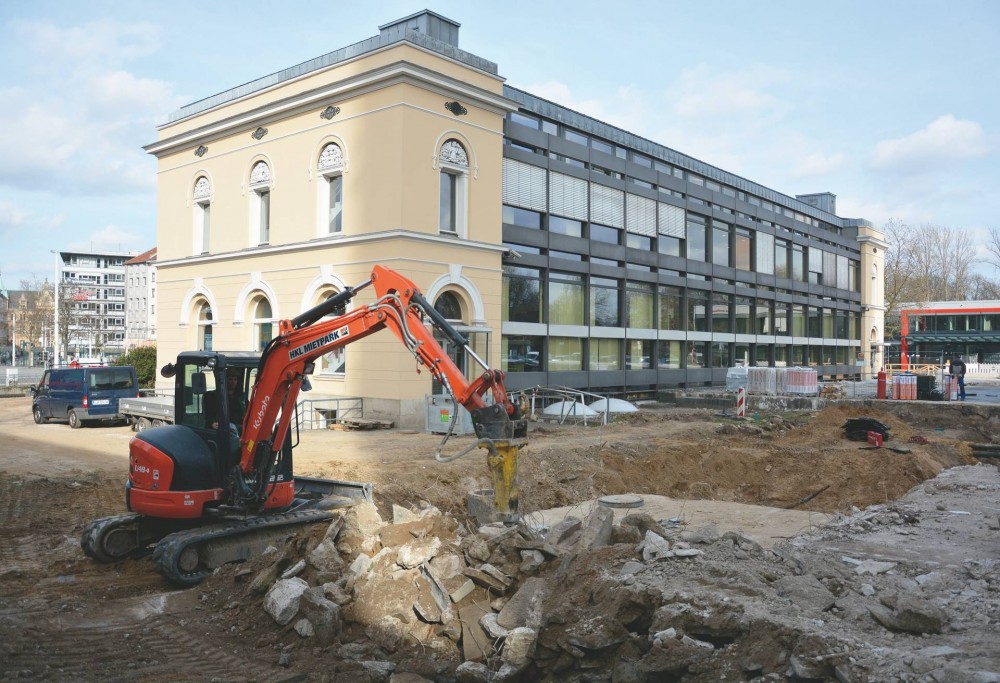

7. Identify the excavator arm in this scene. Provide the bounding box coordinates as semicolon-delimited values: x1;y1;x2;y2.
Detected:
233;265;527;520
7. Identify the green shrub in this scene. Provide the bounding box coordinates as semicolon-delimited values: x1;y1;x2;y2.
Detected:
114;345;157;388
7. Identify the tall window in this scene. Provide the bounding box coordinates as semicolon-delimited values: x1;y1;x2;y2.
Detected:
687;290;708;332
549;272;585;325
432;292;466;393
626;281;654;329
502;266;541;323
197;302;213;351
249;161;271;245
317;143;344;235
193;176;211;254
589;277;620;327
658;286;683;331
315;289;346;375
687;215;707;262
252;298;274;351
734;228;752;271
712;221;730;267
439;140;469;236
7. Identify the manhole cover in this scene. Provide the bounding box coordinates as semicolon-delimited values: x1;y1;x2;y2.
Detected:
598;494;644;508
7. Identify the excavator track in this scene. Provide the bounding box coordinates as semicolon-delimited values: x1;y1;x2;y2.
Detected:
81;513;145;562
151;508;334;586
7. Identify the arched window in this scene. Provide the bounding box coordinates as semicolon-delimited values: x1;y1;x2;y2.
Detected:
317;143;344;236
439;139;469;236
249;161;271;246
193;176;211;254
431;290;468;394
197;302;213;351
315;288;346;375
434;291;463;322
252;297;274;351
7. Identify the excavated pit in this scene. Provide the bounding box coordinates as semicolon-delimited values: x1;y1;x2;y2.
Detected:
1;397;998;681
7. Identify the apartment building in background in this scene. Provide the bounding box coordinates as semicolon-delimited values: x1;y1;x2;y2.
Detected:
124;247;158;350
144;10;885;427
58;249;134;361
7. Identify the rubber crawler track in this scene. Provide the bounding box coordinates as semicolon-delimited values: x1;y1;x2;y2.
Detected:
151;508;334;586
80;513;143;562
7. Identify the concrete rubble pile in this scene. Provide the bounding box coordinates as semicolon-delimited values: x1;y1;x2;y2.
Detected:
235;466;1000;682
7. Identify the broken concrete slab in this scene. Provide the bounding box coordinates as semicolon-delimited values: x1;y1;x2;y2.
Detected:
641;530;672;562
308;538;345;573
576;505;614;550
396;536;442;569
300;587;342;645
454;661;491;683
480;611;508;640
459;604;494;662
497;576;546;630
520;549;545;573
544;516;582;547
463;566;510;594
774;574;836;612
264;577;309;626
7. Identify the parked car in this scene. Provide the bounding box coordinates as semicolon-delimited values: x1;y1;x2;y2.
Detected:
31;365;139;428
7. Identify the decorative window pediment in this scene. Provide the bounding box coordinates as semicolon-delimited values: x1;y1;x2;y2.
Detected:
250;161;271;187
193;176;211;201
318;143;344;172
439;140;468;168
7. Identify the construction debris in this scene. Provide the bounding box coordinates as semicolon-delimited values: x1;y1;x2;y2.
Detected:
195;463;1000;682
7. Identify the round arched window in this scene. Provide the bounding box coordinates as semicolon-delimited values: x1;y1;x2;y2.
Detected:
434;291;463;322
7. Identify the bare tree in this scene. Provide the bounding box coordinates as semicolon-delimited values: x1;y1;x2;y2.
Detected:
884;221;980;309
986;227;1000;273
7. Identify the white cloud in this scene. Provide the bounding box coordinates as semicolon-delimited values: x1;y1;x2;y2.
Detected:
513;80;650;134
0;200;30;236
69;224;144;253
668;64;790;120
791;151;847;178
0;22;184;195
872;115;990;171
14;19;160;69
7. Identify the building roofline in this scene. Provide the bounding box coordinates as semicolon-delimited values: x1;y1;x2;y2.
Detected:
504;85;870;230
164;22;497;126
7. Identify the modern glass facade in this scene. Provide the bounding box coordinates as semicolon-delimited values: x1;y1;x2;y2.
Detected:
900;303;1000;366
500;90;864;396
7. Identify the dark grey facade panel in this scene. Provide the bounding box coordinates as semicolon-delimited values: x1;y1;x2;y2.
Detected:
503;86;874;232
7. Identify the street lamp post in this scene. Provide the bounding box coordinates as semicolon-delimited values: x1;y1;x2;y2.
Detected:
52;250;60;366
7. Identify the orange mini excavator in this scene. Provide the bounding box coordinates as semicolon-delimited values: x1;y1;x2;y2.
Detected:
82;265;527;585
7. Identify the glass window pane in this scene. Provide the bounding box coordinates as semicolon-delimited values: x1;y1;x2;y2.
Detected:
502;267;541;323
626;340;653;369
658;286;683;331
549;274;585;325
549;215;584;236
658;340;681;368
687;217;706;261
687;341;707;368
626;282;654;329
712;223;730;266
548;337;583;371
591;223;621;244
503;335;544;372
503;205;542;229
329;175;343;233
589;338;621;370
756;232;774;274
590;279;620;327
439;172;456;232
687;290;708;332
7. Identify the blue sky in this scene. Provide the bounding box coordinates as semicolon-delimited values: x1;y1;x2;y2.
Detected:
1;0;997;288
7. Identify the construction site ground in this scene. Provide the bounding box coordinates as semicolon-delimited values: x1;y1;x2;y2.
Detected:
1;393;998;682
